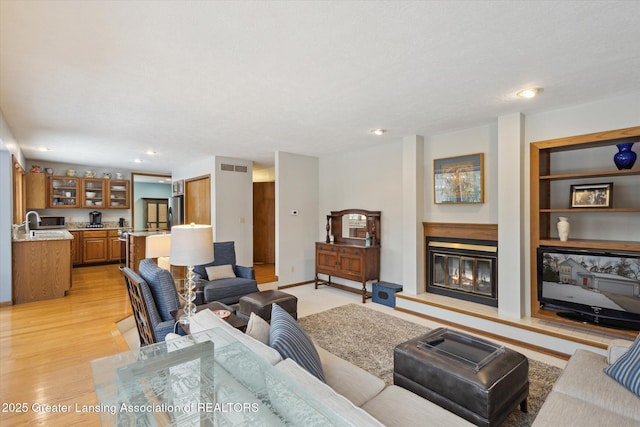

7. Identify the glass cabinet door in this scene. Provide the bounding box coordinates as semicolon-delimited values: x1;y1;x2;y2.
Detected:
49;177;80;208
107;180;130;209
82;178;106;208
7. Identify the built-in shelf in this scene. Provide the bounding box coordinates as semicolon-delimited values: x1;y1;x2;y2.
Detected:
530;126;640;334
540;208;640;213
540;168;640;181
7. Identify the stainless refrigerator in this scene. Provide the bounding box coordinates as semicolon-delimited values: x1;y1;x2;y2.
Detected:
168;195;184;229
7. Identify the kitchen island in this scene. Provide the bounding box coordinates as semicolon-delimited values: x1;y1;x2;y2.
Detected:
12;230;74;304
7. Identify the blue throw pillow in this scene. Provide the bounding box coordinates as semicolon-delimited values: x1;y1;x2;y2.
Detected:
269;304;325;382
604;334;640;397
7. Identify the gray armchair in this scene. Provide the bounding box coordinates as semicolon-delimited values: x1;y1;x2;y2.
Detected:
194;241;259;305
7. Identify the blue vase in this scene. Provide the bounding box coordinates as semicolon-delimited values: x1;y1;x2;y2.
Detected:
613;143;637;170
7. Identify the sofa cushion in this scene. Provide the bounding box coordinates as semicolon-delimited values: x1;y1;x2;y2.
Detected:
205;264;236;281
605;334;640;398
138;258;180;322
362;385;473;427
203;277;259;305
189;309;282;365
316;345;385;407
246;312;270;345
269;304;325;382
275;358;384;426
532;390;640;427
554;348;640;421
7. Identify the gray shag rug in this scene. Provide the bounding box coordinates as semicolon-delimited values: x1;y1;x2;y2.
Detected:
298;304;563;427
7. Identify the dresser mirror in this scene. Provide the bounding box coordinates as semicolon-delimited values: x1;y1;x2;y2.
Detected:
325;209;381;246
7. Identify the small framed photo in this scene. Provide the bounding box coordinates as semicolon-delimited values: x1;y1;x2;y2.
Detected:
434;153;484;204
570;182;613;208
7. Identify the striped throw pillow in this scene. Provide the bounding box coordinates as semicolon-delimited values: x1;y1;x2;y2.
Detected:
604;334;640;397
269;304;325;382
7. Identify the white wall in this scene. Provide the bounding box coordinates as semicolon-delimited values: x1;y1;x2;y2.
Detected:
214;157;253;267
173;155;254;267
424;124;499;223
1;110;23;303
276;151;319;285
318;143;403;289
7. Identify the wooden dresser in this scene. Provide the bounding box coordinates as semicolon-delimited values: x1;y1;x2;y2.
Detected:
315;209;381;303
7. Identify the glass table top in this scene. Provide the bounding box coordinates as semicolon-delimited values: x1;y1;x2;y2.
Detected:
91;327;348;426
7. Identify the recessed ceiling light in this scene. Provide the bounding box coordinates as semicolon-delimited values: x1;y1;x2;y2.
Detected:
146;150;158;155
516;88;543;99
370;129;387;136
37;147;50;152
134;159;143;163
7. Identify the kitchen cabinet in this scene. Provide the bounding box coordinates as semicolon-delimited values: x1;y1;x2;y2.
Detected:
25;172;47;209
49;177;80;208
107;230;122;262
128;234;146;272
12;238;72;304
82;178;106;208
107;180;130;209
70;231;83;265
82;230;108;263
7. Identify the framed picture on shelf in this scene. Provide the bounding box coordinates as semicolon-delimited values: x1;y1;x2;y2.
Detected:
433;153;484;204
570;182;613;208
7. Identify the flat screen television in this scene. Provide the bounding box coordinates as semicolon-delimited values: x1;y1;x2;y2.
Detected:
537;247;640;331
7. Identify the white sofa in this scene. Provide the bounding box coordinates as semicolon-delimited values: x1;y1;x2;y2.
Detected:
532;339;640;427
184;309;472;426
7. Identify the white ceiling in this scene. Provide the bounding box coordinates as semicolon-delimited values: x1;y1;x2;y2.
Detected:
1;1;639;174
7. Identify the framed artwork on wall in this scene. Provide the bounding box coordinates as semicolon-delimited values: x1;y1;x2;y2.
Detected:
433;153;484;204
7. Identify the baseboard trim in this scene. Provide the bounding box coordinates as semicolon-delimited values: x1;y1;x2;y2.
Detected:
0;301;12;307
278;280;315;290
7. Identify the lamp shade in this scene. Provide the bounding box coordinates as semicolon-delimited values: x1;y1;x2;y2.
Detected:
169;224;214;266
145;233;171;258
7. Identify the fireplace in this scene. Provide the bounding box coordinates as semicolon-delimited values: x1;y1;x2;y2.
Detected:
424;223;498;308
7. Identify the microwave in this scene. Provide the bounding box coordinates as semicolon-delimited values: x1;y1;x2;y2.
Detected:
38;216;66;229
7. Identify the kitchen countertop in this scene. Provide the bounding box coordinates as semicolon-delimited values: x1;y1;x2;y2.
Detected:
128;230;170;237
12;229;74;242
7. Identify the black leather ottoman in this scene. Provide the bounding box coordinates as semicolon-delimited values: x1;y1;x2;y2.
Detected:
394;329;529;427
238;290;298;322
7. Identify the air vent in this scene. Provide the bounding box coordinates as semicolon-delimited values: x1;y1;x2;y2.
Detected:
220;163;248;173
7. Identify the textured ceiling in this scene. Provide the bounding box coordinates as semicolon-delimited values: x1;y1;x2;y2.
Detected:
1;1;639;174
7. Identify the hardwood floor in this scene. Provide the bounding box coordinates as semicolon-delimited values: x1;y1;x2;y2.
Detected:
0;262;276;426
0;264;131;426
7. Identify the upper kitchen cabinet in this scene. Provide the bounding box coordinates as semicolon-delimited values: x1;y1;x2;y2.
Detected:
49;177;80;208
82;178;106;208
25;172;47;209
107;180;130;209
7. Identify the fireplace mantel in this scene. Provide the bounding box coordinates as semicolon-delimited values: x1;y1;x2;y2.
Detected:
423;222;497;242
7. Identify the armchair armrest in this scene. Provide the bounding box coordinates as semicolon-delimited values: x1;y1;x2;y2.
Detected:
234;265;256;280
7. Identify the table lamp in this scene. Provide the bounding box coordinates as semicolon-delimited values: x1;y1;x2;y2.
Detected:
169;224;214;325
145;233;172;270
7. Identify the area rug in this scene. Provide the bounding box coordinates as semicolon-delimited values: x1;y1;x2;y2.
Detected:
298;304;563;427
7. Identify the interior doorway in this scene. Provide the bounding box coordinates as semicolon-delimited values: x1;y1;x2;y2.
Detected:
253;181;276;282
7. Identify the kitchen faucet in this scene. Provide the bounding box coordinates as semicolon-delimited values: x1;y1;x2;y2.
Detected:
25;211;41;235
